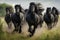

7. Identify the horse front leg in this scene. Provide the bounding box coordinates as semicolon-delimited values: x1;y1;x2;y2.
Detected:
8;22;12;29
29;25;37;37
47;23;52;30
13;23;18;32
40;22;43;28
19;25;22;33
28;24;32;33
40;16;44;28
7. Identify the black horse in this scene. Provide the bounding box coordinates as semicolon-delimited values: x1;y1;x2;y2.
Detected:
44;7;54;29
52;7;59;26
5;7;13;29
11;5;24;33
26;2;40;37
36;3;44;27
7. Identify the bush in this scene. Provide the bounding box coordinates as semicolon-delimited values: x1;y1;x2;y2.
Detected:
0;3;13;17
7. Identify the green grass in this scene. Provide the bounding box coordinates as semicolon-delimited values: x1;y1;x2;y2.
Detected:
0;17;60;40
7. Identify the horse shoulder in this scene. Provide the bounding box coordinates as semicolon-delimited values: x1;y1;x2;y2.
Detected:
50;14;54;21
35;13;40;23
20;12;24;21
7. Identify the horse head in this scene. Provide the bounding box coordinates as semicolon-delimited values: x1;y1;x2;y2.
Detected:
6;7;12;14
28;2;37;14
46;7;51;15
52;7;59;15
15;5;21;15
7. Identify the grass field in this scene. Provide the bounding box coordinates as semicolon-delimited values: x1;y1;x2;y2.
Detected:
0;16;60;40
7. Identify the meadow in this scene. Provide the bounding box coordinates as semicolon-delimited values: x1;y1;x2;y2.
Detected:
0;16;60;40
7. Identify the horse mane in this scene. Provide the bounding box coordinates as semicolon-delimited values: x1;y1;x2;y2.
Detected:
55;8;59;15
52;7;59;15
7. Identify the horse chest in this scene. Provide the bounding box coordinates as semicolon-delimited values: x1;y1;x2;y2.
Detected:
44;14;54;23
14;15;21;23
5;14;12;23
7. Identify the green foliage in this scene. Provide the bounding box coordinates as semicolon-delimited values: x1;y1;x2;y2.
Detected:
0;19;3;32
0;3;13;17
0;18;5;40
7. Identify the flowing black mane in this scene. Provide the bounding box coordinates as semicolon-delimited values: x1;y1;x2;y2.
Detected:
52;7;59;15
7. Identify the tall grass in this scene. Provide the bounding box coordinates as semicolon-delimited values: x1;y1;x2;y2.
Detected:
0;18;30;40
0;18;5;40
36;31;60;40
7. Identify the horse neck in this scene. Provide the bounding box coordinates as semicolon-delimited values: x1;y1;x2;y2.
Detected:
46;12;51;17
6;12;12;16
16;12;20;14
30;11;35;16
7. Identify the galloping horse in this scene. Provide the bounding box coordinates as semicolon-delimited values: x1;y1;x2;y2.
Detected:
52;7;59;26
36;3;44;27
26;2;40;37
44;7;54;29
11;5;24;33
5;7;13;29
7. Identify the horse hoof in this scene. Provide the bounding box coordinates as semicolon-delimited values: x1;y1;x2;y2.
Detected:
28;30;32;33
19;32;21;33
19;30;22;33
19;31;21;33
40;26;42;28
48;27;52;30
29;34;33;37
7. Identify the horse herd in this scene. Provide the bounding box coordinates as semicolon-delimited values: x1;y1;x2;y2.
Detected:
5;2;59;37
